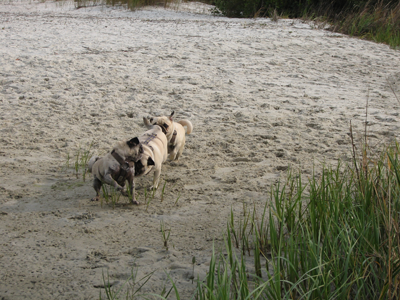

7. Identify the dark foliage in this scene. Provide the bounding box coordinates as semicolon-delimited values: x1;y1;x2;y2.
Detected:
213;0;397;18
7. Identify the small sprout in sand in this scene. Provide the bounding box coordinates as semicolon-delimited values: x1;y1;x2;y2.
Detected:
160;220;171;251
74;148;81;178
100;266;157;300
67;142;94;182
80;142;94;182
100;185;121;209
65;152;71;170
191;256;196;284
160;179;167;202
144;187;156;212
174;191;181;206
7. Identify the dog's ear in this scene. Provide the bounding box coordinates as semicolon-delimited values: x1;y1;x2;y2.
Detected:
134;160;144;176
169;111;175;121
127;137;140;148
135;159;143;168
147;157;155;166
160;123;169;135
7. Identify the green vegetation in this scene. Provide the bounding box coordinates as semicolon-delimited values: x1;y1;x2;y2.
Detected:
160;220;171;251
331;1;400;48
193;142;400;299
65;142;94;181
100;185;122;208
213;0;400;48
99;267;156;300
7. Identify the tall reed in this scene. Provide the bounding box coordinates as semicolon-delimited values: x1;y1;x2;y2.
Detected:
332;1;400;49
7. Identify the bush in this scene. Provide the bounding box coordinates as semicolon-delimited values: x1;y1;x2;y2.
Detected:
214;0;262;18
213;0;398;18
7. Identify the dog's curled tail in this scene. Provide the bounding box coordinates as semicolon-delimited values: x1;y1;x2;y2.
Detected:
178;120;193;135
87;155;100;173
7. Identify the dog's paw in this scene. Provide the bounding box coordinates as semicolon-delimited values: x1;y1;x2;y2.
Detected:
91;197;99;201
131;200;140;205
115;185;124;192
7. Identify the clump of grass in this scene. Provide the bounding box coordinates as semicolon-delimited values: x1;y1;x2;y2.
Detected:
332;1;400;49
160;220;171;251
65;152;71;170
99;267;155;300
101;185;121;209
196;142;400;299
142;187;156;211
66;142;94;181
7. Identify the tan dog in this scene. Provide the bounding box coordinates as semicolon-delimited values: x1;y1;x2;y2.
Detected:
135;122;168;190
143;111;193;161
87;137;143;204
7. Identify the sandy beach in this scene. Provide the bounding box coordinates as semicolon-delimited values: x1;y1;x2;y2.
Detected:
1;1;400;298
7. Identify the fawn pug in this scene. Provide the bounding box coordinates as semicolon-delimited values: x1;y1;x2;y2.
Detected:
134;121;168;190
143;111;193;161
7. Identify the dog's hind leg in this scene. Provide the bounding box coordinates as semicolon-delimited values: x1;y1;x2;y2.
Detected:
175;141;185;161
168;145;179;161
91;177;102;201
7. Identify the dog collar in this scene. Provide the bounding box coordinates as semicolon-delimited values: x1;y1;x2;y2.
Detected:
143;133;157;145
160;124;168;135
143;133;165;148
111;149;135;183
111;150;132;172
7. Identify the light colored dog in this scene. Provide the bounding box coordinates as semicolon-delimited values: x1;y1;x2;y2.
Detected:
87;137;143;204
135;121;168;190
143;111;193;161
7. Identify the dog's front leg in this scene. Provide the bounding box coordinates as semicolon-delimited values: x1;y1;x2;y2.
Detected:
127;176;139;205
151;166;162;190
103;173;123;191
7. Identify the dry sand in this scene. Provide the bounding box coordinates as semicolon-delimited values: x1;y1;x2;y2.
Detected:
1;1;400;299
